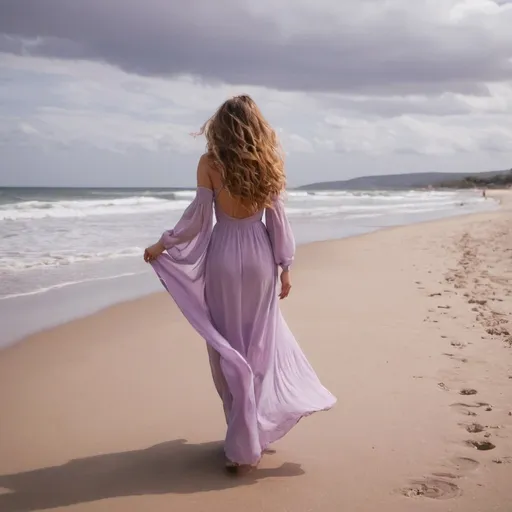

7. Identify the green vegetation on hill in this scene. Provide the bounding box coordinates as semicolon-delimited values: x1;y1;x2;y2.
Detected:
439;169;512;189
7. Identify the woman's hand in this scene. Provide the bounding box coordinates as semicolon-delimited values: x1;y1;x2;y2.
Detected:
279;270;292;299
144;241;165;263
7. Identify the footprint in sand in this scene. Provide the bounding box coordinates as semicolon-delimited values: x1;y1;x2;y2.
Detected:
400;478;462;500
493;457;512;464
451;402;489;409
431;471;459;479
460;388;478;396
443;353;468;363
468;298;487;306
451;456;480;473
450;402;490;416
465;440;496;451
461;423;485;433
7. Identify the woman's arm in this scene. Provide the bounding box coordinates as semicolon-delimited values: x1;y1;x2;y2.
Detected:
266;193;295;298
144;157;214;262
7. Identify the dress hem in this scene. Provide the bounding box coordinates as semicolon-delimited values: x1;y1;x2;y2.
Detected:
225;399;337;465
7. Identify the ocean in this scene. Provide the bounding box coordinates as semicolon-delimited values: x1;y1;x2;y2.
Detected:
0;186;497;346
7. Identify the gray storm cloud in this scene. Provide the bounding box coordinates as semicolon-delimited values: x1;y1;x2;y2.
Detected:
0;0;511;94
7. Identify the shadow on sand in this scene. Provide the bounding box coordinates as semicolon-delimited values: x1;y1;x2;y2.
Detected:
0;439;304;511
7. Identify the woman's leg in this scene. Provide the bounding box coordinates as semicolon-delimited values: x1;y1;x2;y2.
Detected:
206;344;232;423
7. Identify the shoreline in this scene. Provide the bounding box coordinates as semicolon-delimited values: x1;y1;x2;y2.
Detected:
0;191;511;511
1;192;500;349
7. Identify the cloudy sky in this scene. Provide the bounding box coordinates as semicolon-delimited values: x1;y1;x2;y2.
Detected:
1;0;511;187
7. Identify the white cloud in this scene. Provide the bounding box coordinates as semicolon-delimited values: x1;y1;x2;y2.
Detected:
449;0;512;20
283;133;315;154
320;111;512;156
32;107;203;154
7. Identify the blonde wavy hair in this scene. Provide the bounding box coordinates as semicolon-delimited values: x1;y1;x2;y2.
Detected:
199;95;285;210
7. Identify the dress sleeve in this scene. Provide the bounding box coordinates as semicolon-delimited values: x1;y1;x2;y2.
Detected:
157;186;214;264
265;193;295;271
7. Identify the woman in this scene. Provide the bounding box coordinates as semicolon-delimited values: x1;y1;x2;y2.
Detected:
144;95;336;473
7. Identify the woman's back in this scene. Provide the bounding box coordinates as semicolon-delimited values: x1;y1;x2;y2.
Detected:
207;163;263;220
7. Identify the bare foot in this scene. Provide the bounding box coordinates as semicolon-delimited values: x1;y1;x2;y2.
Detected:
225;457;260;475
225;457;240;474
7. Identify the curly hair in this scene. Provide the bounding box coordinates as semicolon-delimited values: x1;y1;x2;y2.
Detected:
198;95;286;210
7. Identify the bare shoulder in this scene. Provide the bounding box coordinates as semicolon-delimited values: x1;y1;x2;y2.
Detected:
199;153;224;189
197;154;214;189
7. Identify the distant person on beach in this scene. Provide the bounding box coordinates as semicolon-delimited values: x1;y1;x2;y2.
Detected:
143;95;336;474
482;188;487;199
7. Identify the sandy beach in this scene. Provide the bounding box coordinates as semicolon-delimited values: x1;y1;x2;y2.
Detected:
0;191;511;512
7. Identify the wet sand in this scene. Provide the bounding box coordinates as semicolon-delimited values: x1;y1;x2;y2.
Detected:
0;191;511;512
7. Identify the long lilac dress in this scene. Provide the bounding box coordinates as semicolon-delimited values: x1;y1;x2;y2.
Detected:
150;186;336;465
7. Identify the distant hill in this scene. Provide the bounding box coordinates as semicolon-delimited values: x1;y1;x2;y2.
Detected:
299;169;511;191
